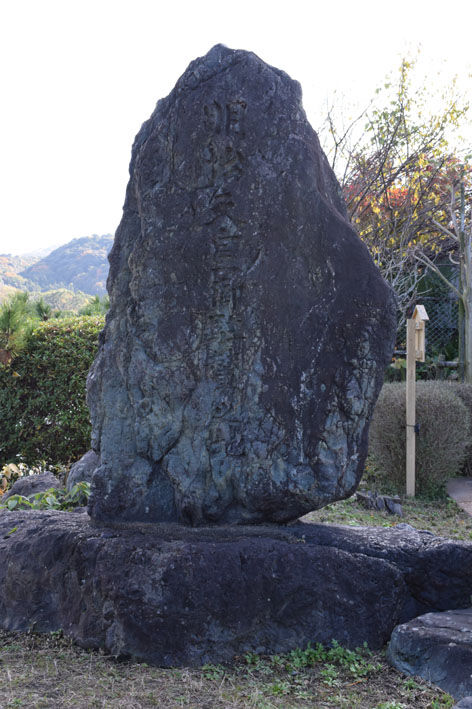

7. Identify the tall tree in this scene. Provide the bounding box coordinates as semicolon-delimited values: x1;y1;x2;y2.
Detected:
34;297;52;321
322;57;470;335
0;292;30;361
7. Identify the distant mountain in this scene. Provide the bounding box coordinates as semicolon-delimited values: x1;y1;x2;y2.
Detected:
21;244;61;259
0;254;40;291
19;234;113;296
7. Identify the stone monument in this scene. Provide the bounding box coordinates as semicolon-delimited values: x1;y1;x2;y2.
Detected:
1;48;472;673
85;43;396;525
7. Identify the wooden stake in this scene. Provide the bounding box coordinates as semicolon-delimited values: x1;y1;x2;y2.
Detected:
406;318;416;497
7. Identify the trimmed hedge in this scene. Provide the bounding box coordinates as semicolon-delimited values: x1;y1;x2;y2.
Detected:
369;381;470;497
0;316;103;467
447;383;472;477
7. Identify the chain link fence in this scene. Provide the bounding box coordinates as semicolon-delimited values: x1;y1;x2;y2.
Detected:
391;266;460;381
422;295;459;360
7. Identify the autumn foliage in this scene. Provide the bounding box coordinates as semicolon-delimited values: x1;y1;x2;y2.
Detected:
324;57;471;331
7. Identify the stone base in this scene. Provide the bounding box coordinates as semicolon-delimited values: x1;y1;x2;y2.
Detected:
0;512;471;666
388;609;472;700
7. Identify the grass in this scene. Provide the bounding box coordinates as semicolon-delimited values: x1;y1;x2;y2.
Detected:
304;493;472;541
0;630;455;708
0;469;469;707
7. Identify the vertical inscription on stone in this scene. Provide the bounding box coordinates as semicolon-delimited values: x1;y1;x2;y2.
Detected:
199;99;248;496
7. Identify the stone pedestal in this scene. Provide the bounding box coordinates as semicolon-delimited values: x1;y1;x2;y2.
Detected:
1;511;471;666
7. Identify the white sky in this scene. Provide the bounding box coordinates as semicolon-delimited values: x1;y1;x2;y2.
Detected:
1;0;471;255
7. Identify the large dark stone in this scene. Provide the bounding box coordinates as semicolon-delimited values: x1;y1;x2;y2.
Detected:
87;44;396;525
388;609;472;700
0;513;471;666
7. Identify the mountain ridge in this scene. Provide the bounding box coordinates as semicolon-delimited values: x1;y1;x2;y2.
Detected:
0;234;113;307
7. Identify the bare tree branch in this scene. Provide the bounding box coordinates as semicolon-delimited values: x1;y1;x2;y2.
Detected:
413;251;461;299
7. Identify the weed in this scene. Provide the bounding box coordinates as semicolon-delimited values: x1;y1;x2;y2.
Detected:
0;482;90;512
402;676;420;691
201;663;225;680
320;663;340;686
268;680;291;696
244;651;260;666
431;697;455;708
285;642;326;670
269;654;284;669
244;652;272;674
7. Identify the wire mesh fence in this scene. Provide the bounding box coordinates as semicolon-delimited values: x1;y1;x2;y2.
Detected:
391;291;460;381
422;295;459;361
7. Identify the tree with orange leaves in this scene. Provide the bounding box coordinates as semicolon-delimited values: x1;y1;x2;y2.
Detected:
322;57;471;378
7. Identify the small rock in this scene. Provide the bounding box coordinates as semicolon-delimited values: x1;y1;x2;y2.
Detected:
2;472;61;502
66;450;99;491
387;608;472;700
454;698;472;708
356;491;403;516
374;495;386;511
384;497;403;517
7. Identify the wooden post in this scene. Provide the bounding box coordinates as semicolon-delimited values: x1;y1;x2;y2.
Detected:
406;319;416;497
406;305;429;497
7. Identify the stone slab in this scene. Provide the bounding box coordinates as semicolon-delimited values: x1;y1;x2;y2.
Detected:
388;609;472;700
0;513;471;666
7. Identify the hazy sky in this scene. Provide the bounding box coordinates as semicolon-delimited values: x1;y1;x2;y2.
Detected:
1;0;471;255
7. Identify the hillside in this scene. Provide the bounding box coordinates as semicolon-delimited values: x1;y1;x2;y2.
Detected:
32;288;94;313
0;254;39;291
19;234;113;295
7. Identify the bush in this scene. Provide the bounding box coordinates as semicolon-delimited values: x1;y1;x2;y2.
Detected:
447;382;472;476
368;381;470;497
0;316;103;467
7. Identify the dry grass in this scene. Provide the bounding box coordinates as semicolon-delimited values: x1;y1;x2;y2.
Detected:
0;629;454;708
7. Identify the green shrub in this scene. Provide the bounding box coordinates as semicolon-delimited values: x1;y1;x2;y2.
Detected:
447;383;472;477
0;482;91;511
368;381;470;497
0;316;103;467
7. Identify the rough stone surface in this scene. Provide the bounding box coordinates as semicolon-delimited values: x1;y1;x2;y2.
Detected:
388;609;472;700
454;698;472;708
0;514;471;666
3;472;61;502
87;44;396;525
66;450;99;491
297;522;472;622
